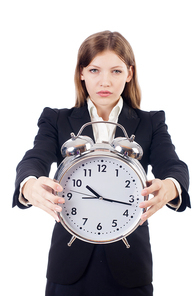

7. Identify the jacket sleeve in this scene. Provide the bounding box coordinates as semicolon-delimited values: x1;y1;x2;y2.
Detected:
12;107;60;209
149;111;190;212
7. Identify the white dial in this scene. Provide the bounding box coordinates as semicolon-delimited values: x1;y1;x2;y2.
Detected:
57;154;146;244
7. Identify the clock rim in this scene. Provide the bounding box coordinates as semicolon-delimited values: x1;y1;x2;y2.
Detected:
55;150;148;245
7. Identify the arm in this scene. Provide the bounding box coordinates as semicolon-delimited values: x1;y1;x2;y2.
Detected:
12;107;64;219
139;111;190;223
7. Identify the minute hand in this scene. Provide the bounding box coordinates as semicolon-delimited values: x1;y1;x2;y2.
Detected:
102;197;133;206
85;185;133;206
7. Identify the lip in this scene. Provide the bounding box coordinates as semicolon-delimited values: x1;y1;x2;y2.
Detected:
96;91;112;97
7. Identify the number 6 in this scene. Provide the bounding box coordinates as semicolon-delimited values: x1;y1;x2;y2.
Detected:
97;223;102;230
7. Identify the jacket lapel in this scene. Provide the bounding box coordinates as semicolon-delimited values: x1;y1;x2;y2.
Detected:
68;103;95;141
115;102;140;138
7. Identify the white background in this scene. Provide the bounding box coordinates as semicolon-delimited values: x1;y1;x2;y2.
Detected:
1;1;195;295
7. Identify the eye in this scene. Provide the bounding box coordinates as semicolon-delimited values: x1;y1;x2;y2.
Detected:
112;70;122;74
89;69;99;73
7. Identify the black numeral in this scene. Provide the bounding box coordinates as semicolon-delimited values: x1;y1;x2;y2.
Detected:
71;208;77;215
125;180;131;188
84;169;92;177
97;164;107;172
115;169;119;177
72;179;82;187
82;218;88;225
129;195;134;203
123;210;129;217
112;219;117;227
97;223;102;230
67;193;72;200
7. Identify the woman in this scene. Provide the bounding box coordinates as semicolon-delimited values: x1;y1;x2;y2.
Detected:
13;31;190;296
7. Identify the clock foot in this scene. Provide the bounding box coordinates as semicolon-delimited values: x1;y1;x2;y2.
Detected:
67;235;76;247
122;237;130;248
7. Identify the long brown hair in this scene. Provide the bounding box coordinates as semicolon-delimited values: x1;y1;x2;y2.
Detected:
74;31;141;109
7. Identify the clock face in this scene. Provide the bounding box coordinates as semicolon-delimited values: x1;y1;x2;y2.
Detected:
57;154;146;244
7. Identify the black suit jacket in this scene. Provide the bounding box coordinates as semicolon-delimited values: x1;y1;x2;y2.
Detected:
13;102;190;288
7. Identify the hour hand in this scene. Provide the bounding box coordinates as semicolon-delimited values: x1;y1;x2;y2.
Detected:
86;185;101;198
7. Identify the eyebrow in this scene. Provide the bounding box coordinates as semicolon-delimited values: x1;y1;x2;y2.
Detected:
111;66;124;69
88;64;124;69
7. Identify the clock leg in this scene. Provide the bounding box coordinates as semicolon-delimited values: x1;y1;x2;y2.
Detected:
122;237;130;248
67;235;77;247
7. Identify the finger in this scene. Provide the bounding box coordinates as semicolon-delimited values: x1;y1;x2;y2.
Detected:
30;183;64;214
38;177;64;204
39;176;63;193
26;177;63;222
140;193;165;224
41;188;65;205
139;194;158;209
37;189;64;213
141;179;162;196
140;203;159;225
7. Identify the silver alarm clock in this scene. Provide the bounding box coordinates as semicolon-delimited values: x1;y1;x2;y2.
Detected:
54;121;148;248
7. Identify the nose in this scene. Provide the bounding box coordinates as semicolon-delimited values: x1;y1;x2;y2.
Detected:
99;72;111;87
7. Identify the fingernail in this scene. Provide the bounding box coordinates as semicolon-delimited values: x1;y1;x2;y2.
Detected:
55;206;62;212
57;185;63;192
141;189;147;195
141;213;147;220
139;202;146;208
58;198;65;204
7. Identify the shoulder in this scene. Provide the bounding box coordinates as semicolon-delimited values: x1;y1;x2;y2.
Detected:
123;101;165;122
134;108;165;120
134;108;166;130
39;105;87;120
38;106;81;125
39;106;75;119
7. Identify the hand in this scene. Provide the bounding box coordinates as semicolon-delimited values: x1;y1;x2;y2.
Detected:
22;177;64;222
139;179;178;225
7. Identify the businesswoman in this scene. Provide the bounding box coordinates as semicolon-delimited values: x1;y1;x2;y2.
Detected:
13;31;190;296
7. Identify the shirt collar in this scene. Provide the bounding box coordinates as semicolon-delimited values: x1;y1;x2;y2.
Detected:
87;96;123;121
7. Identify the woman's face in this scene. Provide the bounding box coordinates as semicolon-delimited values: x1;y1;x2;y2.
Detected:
81;50;133;118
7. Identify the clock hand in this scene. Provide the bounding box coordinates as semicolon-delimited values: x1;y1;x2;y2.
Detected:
85;185;133;206
82;195;133;206
70;189;94;197
102;197;133;206
86;185;101;198
82;196;99;199
70;187;101;199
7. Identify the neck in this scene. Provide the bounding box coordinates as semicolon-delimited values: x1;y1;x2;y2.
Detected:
97;107;111;121
92;98;120;121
